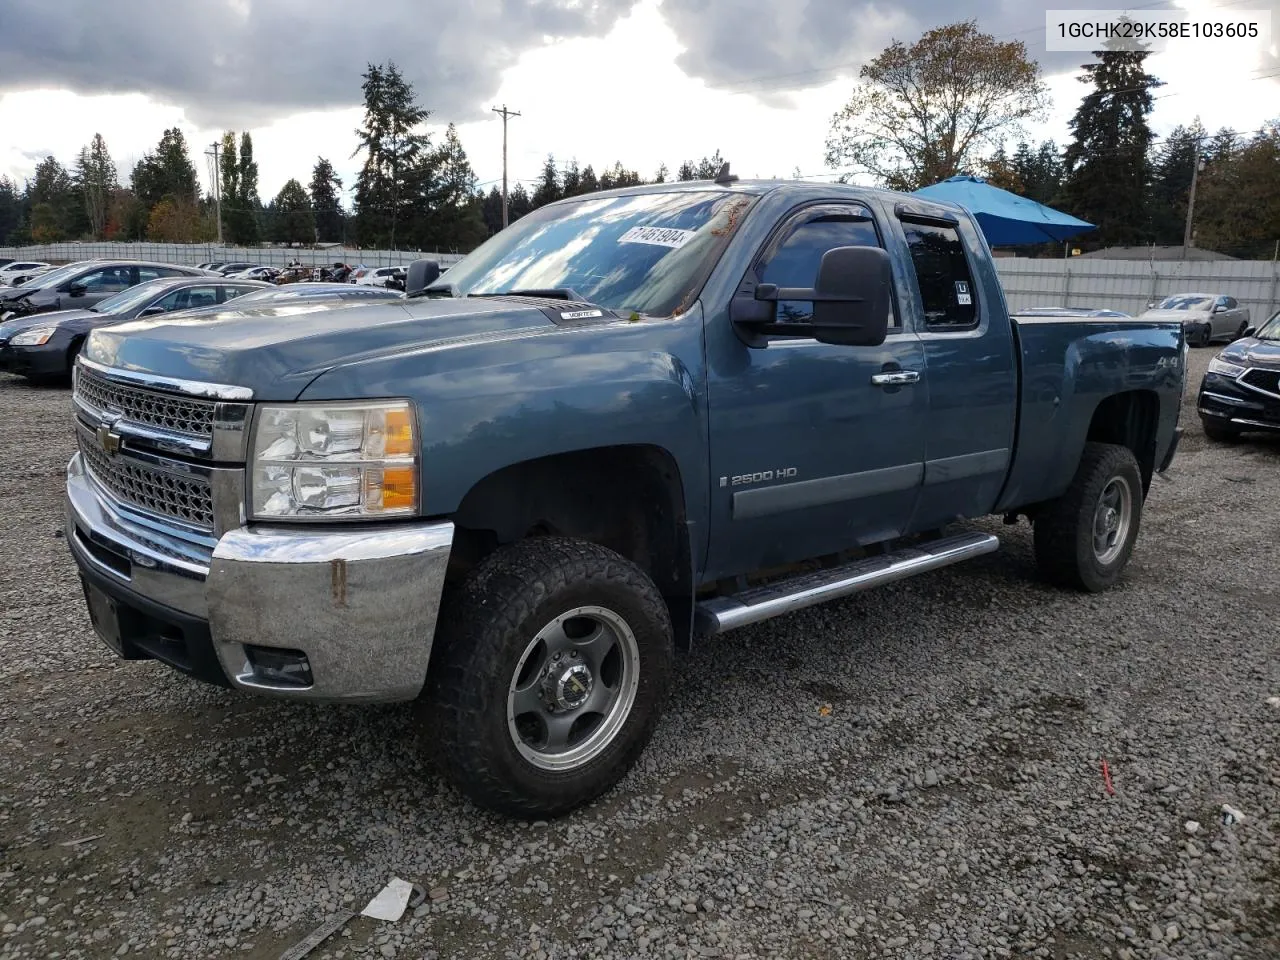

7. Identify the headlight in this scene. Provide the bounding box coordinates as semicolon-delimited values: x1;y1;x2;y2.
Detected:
10;326;56;346
250;400;418;519
1207;356;1246;379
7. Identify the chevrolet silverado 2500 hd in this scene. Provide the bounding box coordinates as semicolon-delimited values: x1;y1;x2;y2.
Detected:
64;176;1186;817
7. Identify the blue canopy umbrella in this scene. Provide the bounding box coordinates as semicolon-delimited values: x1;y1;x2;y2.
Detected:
912;174;1095;246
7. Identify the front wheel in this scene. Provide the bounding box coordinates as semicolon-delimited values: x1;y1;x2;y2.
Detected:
1033;442;1144;592
1202;417;1240;442
425;536;673;818
1198;324;1214;347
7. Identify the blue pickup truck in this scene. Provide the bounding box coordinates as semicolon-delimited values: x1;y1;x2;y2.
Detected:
63;174;1186;817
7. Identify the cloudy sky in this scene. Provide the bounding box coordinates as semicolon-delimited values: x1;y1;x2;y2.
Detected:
0;0;1276;204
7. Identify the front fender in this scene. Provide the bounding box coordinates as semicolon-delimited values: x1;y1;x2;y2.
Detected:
296;306;710;522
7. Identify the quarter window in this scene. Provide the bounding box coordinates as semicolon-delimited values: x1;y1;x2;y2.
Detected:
154;285;221;311
902;222;978;329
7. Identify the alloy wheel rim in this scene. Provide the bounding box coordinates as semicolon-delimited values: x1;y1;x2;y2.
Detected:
506;605;640;771
1092;476;1133;565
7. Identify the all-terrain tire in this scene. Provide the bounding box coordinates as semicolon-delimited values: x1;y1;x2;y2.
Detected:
1033;442;1143;592
425;536;673;819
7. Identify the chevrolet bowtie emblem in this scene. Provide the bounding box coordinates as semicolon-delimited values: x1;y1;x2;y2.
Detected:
96;424;121;456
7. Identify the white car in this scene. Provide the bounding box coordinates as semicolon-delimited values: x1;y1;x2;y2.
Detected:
0;261;52;285
355;266;404;288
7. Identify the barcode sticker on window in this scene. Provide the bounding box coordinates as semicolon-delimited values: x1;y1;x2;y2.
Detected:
618;226;697;249
955;280;972;305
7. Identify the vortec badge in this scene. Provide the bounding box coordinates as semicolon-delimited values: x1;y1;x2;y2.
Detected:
96;424;121;456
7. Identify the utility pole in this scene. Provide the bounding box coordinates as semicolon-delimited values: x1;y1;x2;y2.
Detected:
492;104;521;229
205;141;223;245
1183;140;1203;251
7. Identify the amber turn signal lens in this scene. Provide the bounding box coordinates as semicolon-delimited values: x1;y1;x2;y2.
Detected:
380;467;416;509
384;408;414;458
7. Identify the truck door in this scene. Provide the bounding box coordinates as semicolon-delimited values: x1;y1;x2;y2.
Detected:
891;203;1017;531
703;200;928;579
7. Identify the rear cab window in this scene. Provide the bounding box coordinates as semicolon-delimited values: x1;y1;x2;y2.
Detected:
896;205;979;331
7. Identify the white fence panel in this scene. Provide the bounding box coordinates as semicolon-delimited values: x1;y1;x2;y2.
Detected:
994;257;1280;321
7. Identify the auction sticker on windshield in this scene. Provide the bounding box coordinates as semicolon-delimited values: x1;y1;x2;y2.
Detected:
618;226;697;248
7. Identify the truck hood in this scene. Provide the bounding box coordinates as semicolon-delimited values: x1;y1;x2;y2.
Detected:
82;295;596;398
1220;337;1280;367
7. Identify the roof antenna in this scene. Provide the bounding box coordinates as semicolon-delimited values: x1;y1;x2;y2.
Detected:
714;161;737;184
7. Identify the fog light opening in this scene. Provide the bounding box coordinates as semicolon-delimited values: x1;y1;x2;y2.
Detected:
243;646;313;688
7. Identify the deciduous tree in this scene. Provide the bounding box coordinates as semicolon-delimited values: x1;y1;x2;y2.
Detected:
824;21;1048;190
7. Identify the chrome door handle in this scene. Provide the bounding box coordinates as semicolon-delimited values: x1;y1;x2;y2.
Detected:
871;370;920;385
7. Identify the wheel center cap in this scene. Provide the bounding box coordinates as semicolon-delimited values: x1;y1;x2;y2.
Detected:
1103;507;1118;531
548;663;593;711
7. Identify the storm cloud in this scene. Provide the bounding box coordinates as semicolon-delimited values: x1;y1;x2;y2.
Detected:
0;0;1274;127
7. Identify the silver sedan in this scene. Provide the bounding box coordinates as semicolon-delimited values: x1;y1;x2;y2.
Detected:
1140;292;1251;347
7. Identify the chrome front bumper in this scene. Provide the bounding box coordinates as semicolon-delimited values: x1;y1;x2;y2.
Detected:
65;452;454;702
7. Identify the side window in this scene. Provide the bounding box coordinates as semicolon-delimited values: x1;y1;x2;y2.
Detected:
756;204;896;327
220;285;257;302
78;267;133;292
1223;296;1238;309
155;285;221;312
901;221;978;329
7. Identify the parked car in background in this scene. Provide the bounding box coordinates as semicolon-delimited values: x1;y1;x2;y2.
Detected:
0;260;52;285
229;266;279;282
195;261;227;271
1015;306;1133;318
0;261;216;321
214;262;260;276
151;281;405;320
1196;307;1280;441
355;265;404;288
1140;293;1250;347
0;276;271;381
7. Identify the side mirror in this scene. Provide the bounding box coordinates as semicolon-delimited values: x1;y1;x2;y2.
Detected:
67;282;87;297
732;246;892;348
404;259;441;297
140;305;167;317
1243;326;1256;338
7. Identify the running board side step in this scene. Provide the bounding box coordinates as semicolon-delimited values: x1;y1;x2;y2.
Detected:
694;532;1000;636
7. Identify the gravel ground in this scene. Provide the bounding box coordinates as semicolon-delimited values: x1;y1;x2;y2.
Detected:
0;345;1277;960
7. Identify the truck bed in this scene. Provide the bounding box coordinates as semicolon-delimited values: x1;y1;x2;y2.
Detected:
995;314;1185;513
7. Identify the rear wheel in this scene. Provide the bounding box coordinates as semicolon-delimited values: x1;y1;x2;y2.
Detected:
1198;323;1214;347
1033;442;1143;592
425;536;673;818
1234;321;1248;341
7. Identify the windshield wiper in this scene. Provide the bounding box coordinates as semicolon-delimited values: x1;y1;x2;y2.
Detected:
469;287;590;303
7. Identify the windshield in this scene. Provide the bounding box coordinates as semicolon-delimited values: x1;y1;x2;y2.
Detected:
13;261;90;291
438;189;758;316
1255;310;1280;340
92;279;172;314
1157;295;1214;311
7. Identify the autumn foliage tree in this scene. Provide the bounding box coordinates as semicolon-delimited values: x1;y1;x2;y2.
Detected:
824;20;1049;190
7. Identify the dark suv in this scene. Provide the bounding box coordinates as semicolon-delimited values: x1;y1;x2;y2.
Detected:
0;260;214;320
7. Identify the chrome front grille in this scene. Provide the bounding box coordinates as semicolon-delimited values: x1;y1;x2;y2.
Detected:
78;429;215;530
75;363;217;438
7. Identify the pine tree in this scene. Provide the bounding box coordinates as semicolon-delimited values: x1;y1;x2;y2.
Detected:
481;186;505;235
653;163;669;184
418;123;485;251
1148;122;1204;245
579;165;599;193
75;134;117;239
352;61;432;248
132;128;200;214
269;178;315;244
509;182;532;221
309;157;345;243
532;155;561;208
562;159;582;197
0;176;22;243
1056;31;1162;247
